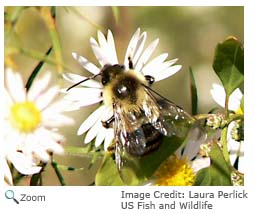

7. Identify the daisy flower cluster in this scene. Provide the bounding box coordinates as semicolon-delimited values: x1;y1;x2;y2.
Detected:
63;28;182;150
3;69;74;185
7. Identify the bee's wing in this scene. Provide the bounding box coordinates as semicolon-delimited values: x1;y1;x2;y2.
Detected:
144;86;207;154
113;103;149;184
143;86;195;139
113;103;147;170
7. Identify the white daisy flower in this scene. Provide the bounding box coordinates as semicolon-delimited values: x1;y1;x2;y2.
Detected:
63;28;182;150
210;83;243;112
210;83;243;172
4;68;74;178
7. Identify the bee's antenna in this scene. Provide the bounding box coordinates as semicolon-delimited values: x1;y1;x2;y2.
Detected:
66;73;101;91
128;56;134;69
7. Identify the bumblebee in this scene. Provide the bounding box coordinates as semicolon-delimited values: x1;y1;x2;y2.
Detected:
67;57;199;175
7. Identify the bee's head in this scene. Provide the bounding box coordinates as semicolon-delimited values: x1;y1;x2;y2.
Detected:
101;64;125;86
66;64;125;91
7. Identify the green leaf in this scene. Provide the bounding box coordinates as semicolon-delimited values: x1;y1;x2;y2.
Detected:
213;37;244;97
194;142;232;186
189;67;198;115
95;136;184;186
95;152;127;186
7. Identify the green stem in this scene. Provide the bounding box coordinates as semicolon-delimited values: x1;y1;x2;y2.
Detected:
30;162;47;186
51;160;66;186
225;94;229;118
13;173;25;185
194;113;243;126
221;126;230;165
225;114;243;125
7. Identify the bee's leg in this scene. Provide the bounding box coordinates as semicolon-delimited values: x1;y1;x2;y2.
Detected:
101;115;115;128
128;56;134;69
145;75;155;85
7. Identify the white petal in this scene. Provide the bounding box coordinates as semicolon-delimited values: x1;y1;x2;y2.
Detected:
34;86;59;110
4;89;14;114
141;53;169;75
211;84;242;111
237;155;244;173
72;52;100;75
42;99;73;114
135;38;159;72
231;88;243;101
181;126;207;160
7;152;41;175
24;130;53;162
124;28;141;67
107;30;119;64
42;113;74;127
34;149;50;162
91;31;118;66
90;37;110;66
3;159;13;185
63;87;102;106
74;98;103;108
78;105;106;135
36;129;64;155
84;120;101;144
95;127;107;147
97;31;107;48
100;106;114;121
27;72;51;101
228;88;242;111
4;127;22;152
191;157;210;173
5;68;26;102
152;65;182;82
210;83;226;108
104;128;114;150
132;32;147;66
63;72;101;88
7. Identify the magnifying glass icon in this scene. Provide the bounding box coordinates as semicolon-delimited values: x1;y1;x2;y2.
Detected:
5;190;19;204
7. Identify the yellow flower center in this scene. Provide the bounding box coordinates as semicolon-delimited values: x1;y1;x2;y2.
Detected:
154;155;195;186
235;107;243;115
10;101;41;133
